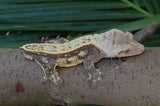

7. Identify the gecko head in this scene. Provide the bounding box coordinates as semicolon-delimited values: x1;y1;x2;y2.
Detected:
110;29;145;57
115;31;145;57
95;29;145;58
115;31;144;57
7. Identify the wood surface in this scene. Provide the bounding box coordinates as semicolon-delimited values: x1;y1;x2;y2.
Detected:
0;48;160;106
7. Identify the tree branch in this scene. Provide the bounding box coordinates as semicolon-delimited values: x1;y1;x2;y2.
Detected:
0;48;160;105
133;22;157;42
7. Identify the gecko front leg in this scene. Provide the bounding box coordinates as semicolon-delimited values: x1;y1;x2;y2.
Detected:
33;55;63;86
83;57;103;88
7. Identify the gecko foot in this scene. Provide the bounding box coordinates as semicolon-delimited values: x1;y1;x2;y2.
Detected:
40;71;63;86
49;71;63;86
86;69;103;88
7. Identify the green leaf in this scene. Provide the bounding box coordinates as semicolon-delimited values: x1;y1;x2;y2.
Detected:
152;0;160;14
95;15;160;33
142;0;154;15
121;0;153;17
0;0;160;48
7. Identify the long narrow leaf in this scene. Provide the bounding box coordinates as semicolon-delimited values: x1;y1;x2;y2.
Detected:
95;15;160;33
152;0;160;14
142;0;154;15
121;0;153;17
0;1;129;11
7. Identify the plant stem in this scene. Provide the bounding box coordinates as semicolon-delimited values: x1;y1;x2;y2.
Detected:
121;0;153;17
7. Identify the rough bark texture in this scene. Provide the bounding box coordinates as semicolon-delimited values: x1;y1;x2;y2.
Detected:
0;48;160;106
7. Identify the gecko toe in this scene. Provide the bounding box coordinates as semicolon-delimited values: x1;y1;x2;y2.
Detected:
40;77;48;84
93;69;102;80
85;73;92;82
90;78;103;88
56;78;63;86
91;81;97;88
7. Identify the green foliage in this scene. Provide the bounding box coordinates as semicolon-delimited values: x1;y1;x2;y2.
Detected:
0;0;160;48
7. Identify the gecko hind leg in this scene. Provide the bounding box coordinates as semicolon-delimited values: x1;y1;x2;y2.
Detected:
33;55;63;86
83;58;103;88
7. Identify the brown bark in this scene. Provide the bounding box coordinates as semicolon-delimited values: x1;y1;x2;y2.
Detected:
133;22;157;42
0;48;160;106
